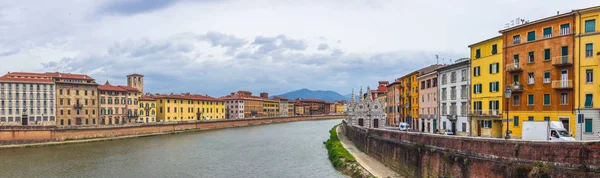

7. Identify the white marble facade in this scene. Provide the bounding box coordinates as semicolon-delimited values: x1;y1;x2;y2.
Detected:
345;87;386;128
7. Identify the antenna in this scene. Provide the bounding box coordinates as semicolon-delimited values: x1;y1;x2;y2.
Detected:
436;55;439;64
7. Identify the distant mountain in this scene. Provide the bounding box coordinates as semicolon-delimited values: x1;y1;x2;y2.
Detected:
275;88;348;102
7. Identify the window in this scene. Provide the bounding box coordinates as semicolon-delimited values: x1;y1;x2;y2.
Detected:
492;44;497;54
513;95;520;106
473;67;480;76
528;116;534;121
481;120;492;128
473;84;482;94
451;72;456;83
528;94;534;105
514;116;519;127
513;35;520;44
586;69;594;83
585;119;593;132
528;52;534;63
544;117;550;121
586;43;594;58
489;82;499;92
543;94;550;105
585;94;593;108
489;63;499;74
528;73;534;84
560;93;568;105
450;87;456;100
461;85;467;99
442;74;447;84
543;27;552;38
462;123;467;132
441;88;447;100
560;24;570;35
544;49;550;61
461;69;467;81
475;49;481;58
585;19;596;33
544;71;551;83
527;31;536;42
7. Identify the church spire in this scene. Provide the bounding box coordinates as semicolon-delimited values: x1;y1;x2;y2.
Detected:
351;88;355;102
359;86;363;102
366;86;373;101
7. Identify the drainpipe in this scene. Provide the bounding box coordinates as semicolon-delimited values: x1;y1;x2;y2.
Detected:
576;10;582;140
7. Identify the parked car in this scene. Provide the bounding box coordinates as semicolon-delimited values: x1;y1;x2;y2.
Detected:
442;129;454;135
398;122;409;131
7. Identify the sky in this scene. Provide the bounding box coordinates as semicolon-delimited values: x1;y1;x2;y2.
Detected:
0;0;597;97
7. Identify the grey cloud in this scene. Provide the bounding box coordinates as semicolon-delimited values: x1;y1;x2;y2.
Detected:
0;49;20;57
252;35;307;55
96;0;180;16
199;31;248;55
317;43;329;50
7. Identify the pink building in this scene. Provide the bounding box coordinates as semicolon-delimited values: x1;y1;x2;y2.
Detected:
417;70;439;133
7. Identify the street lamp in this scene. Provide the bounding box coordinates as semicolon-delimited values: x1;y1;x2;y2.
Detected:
504;86;512;139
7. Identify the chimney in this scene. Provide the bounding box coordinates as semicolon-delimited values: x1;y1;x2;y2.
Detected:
260;92;268;99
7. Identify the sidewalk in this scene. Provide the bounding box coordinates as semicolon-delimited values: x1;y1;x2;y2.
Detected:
336;126;403;178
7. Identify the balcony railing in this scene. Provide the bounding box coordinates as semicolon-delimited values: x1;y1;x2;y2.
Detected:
469;109;502;117
506;63;523;73
552;80;573;89
73;103;83;110
509;84;523;92
552;55;573;66
560;28;571;35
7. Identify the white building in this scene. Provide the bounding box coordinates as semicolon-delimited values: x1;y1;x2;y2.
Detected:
274;96;289;117
345;87;386;128
0;76;56;126
222;96;245;119
437;58;470;135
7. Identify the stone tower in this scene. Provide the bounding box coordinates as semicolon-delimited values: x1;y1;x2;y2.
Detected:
127;73;144;93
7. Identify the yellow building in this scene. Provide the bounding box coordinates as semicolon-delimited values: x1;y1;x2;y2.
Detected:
575;6;600;140
288;103;295;116
335;103;345;114
139;94;157;123
263;100;279;117
155;93;225;122
469;36;504;138
398;72;419;128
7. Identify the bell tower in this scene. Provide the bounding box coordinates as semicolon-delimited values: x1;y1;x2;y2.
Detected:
127;73;144;93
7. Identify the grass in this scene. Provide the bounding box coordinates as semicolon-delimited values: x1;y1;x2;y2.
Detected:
325;124;356;168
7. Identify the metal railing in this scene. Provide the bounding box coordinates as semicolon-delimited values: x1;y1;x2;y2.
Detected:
506;63;523;72
552;55;572;66
509;84;523;92
552;80;573;89
469;109;502;117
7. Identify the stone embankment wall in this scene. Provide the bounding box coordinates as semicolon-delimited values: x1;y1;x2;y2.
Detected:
0;115;344;145
343;121;600;178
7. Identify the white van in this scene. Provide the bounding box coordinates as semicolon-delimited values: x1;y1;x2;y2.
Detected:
398;122;409;131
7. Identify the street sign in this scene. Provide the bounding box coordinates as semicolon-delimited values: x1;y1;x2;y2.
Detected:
502;119;513;123
578;114;584;123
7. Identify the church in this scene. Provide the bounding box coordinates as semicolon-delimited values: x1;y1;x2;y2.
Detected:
345;87;386;128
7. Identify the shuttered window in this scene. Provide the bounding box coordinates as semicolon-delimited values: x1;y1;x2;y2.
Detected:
585;94;593;108
585;19;596;33
543;94;550;105
544;49;550;61
585;119;593;132
543;27;552;38
527;31;536;42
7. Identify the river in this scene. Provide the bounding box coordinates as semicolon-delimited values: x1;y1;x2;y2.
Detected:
0;119;345;178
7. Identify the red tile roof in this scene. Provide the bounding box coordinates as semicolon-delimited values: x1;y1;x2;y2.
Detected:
119;86;139;91
140;94;156;101
0;77;54;83
220;95;264;101
44;72;93;80
154;93;222;101
98;84;127;91
127;73;144;77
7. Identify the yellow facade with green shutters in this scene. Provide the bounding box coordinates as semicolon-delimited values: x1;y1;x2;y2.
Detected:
263;100;279;117
574;6;600;140
156;95;226;122
138;99;157;123
507;111;575;138
469;36;504;138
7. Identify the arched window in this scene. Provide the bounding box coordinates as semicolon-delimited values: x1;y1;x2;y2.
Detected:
358;118;364;126
373;119;379;128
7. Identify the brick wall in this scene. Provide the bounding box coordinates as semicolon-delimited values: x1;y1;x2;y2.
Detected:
0;115;343;145
343;121;600;178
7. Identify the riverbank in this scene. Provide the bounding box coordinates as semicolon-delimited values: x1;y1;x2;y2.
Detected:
324;124;374;178
0;115;344;149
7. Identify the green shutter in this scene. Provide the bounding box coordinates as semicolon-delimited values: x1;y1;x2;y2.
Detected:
528;31;536;41
544;49;550;60
586;43;593;51
544;117;550;121
528;95;534;105
585;94;593;107
585;20;596;33
585;119;593;132
544;94;550;105
489;64;493;74
528;116;534;121
544;72;550;79
489;83;492;92
495;63;499;73
543;27;552;37
514;116;519;126
562;46;568;56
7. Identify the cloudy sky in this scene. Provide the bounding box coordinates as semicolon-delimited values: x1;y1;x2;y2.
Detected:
0;0;597;96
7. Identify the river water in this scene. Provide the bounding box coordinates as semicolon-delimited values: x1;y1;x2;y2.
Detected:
0;119;345;178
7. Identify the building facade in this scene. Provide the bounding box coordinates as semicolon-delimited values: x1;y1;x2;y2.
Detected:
501;13;576;139
98;83;129;125
345;87;385;128
418;70;439;133
575;6;600;140
274;96;289;116
139;94;157;123
438;59;470;136
155;93;225;122
469;36;504;138
0;74;56;126
222;96;245;119
263;99;279;117
386;80;402;126
46;72;99;126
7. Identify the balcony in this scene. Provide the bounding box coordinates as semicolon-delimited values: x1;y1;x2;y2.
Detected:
552;55;573;66
469;109;502;117
552;80;573;89
73;103;83;110
506;64;523;73
509;84;523;92
419;114;428;119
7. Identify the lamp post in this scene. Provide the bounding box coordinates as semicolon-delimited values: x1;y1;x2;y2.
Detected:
504;86;512;139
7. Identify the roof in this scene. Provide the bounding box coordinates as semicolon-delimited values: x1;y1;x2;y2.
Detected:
120;86;139;91
436;59;470;73
98;84;127;91
574;5;600;14
127;73;144;77
499;12;574;33
153;93;221;101
44;72;94;80
468;35;502;48
0;77;54;83
140;94;156;101
273;96;289;100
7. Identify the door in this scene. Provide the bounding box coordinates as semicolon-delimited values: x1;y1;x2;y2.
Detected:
477;121;482;136
513;75;519;85
451;121;456;134
561;70;568;87
373;119;379;128
561;46;568;61
75;118;82;125
433;119;437;133
560;118;569;132
21;115;28;126
513;58;519;68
